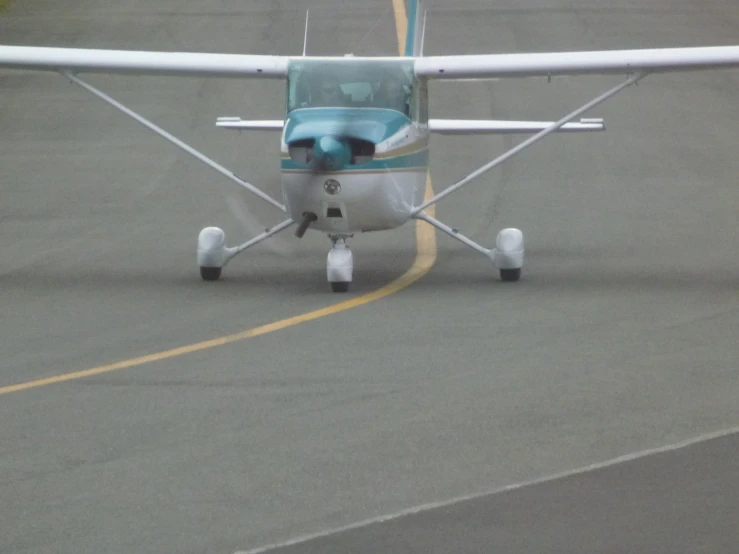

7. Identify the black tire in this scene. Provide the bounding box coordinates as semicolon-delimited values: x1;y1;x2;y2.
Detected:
200;266;222;281
330;281;350;293
500;268;521;282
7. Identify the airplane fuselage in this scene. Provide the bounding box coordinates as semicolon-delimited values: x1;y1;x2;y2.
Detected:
279;58;428;234
281;166;427;233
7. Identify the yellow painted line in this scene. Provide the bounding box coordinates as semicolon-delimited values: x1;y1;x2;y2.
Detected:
0;1;437;397
392;0;409;49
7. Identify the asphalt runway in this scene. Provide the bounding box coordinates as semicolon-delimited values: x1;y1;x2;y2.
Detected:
1;1;738;553
240;430;739;554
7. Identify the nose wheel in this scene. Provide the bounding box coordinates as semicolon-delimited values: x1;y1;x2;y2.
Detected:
327;235;353;293
330;281;350;293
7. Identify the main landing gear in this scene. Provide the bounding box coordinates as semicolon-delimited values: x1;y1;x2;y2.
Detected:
197;219;520;290
413;212;524;282
196;220;296;282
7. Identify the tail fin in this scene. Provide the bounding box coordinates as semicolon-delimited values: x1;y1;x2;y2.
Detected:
404;0;426;57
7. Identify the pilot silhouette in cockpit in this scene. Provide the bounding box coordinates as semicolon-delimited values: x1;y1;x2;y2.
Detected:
313;77;343;107
375;78;409;114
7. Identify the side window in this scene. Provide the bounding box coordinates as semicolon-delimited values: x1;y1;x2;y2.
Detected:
402;84;412;117
411;79;428;123
374;78;412;115
287;71;309;112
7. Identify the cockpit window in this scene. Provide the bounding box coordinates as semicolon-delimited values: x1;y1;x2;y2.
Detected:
287;59;414;115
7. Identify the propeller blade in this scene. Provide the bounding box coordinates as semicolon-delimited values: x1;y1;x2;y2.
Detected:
310;135;352;172
225;191;294;255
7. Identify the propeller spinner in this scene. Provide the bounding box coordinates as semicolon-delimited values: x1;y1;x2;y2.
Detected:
310;135;351;172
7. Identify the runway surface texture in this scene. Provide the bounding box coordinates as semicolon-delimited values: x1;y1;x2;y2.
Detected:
1;1;738;553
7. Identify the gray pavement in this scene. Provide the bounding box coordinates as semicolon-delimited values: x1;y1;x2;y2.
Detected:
253;430;739;554
1;1;739;553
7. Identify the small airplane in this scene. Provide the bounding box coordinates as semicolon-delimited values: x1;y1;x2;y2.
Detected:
2;1;739;292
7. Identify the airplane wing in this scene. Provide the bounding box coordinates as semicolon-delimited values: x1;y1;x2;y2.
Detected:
216;118;285;130
428;118;604;134
414;46;739;79
4;45;739;80
0;45;288;78
212;118;606;135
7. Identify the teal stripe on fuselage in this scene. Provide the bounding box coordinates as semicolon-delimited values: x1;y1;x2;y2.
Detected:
281;148;428;172
284;107;412;146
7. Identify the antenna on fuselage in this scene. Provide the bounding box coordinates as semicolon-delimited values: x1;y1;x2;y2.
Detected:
419;8;427;56
302;9;310;56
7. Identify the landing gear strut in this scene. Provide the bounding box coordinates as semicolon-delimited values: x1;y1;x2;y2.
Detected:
413;213;524;281
196;220;295;281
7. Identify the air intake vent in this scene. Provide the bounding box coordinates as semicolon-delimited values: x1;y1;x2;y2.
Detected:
326;207;343;218
346;138;375;165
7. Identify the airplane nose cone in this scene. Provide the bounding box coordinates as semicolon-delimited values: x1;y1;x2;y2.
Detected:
312;135;351;172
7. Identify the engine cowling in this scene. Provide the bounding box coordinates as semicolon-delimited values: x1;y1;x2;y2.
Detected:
288;135;375;171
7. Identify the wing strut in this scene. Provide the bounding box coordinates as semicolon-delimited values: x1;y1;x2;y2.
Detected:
410;71;647;216
60;71;287;213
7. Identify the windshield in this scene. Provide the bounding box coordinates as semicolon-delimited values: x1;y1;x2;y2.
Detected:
287;59;415;116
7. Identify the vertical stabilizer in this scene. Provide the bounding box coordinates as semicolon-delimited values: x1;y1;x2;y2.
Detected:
404;0;425;57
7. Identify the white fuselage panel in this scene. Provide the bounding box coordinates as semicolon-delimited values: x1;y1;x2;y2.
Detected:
281;169;426;233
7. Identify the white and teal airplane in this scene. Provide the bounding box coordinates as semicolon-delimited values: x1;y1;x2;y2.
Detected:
2;1;739;292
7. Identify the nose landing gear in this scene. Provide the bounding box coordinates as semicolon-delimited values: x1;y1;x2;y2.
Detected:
327;235;353;293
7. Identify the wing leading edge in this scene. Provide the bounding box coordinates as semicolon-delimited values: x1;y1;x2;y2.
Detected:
414;46;739;79
2;44;739;81
213;118;605;134
428;118;605;134
0;45;288;78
